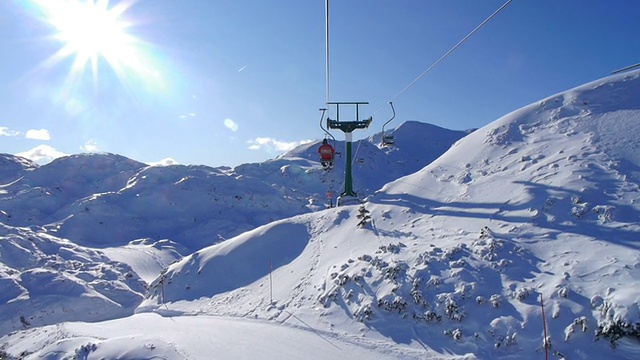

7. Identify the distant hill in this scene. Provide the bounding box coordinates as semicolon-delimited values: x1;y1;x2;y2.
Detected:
0;154;37;184
0;121;467;250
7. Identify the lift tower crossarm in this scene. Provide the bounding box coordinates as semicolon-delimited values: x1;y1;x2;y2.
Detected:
326;101;372;133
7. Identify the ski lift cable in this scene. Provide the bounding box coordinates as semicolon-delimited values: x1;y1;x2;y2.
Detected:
373;0;513;116
352;137;364;166
611;63;640;75
325;0;331;104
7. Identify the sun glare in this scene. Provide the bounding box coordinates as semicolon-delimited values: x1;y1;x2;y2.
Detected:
53;1;130;69
31;0;160;89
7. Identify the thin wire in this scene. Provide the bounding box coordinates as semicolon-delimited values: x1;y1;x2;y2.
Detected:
611;63;640;75
375;0;512;114
325;0;330;104
352;138;363;167
284;310;342;350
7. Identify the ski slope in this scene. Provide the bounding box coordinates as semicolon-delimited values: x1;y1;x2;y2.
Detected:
1;69;640;359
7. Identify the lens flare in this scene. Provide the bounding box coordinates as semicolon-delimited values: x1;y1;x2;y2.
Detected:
27;0;166;95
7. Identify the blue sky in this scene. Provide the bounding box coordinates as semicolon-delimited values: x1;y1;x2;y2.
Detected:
1;0;638;167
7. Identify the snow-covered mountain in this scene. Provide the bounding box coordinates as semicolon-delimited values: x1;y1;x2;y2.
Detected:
0;123;467;338
2;69;640;359
0;122;469;251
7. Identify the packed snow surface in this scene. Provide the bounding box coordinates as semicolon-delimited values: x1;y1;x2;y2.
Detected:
1;70;640;359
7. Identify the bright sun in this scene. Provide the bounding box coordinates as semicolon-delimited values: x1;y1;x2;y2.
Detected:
33;0;150;86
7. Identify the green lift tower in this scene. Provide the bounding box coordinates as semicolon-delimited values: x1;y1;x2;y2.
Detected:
326;101;372;206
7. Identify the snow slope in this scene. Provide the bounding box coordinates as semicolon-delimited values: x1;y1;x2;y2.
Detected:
135;70;640;359
0;223;147;336
2;313;434;360
0;122;466;355
2;70;640;359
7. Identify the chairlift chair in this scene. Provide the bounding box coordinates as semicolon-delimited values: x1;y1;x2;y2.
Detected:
380;102;396;147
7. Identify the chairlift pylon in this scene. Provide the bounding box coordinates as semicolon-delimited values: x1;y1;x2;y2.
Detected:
326;101;372;202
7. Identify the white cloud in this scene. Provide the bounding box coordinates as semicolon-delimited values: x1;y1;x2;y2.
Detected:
25;128;51;140
179;112;196;119
247;137;313;152
148;158;179;166
0;126;20;137
16;144;67;165
81;139;99;152
224;118;239;132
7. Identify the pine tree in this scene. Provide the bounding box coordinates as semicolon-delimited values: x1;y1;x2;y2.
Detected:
356;204;371;228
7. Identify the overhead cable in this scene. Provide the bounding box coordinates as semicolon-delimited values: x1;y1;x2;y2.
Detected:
376;0;513;114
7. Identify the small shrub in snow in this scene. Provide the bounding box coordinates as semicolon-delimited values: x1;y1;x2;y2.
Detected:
493;332;518;348
426;276;441;289
369;257;389;271
450;259;466;268
592;205;613;223
335;274;350;286
479;226;493;239
472;235;504;263
353;303;373;321
570;196;589;219
543;197;556;210
377;242;406;254
411;278;425;305
357;254;372;262
557;286;569;298
445;328;463;341
413;310;442;323
490;294;502;308
75;343;98;358
345;289;354;301
564;316;588;341
377;296;407;313
383;261;408;281
454;282;475;300
442;244;467;261
513;287;532;302
496;258;510;269
595;319;640;348
444;299;465;321
571;205;587;219
590;294;604;308
324;290;338;303
598;301;613;318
